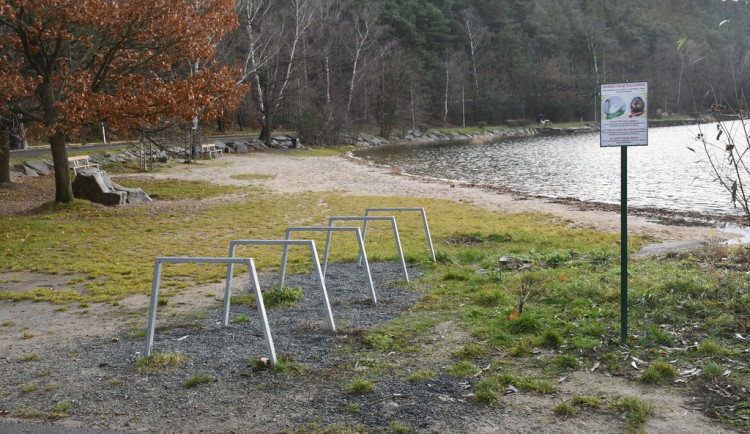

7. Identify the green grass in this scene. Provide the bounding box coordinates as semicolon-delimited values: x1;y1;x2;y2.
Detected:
554;401;577;418
134;352;186;372
697;339;728;356
22;384;39;393
702;360;724;382
447;361;480;377
48;402;73;419
1;172;614;305
184;375;214;388
540;329;563;349
405;369;436;382
248;355;299;374
230;173;276;181
571;395;603;408
455;343;487;359
263;285;304;308
613;397;653;428
347;378;374;395
640;361;678;384
388;421;411;433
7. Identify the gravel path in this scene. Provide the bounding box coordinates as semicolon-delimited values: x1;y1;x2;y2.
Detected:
1;263;434;432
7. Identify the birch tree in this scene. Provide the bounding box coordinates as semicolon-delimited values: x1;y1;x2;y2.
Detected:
460;8;490;123
343;3;380;123
237;0;316;146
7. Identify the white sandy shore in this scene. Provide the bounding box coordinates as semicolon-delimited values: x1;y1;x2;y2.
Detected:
144;151;735;244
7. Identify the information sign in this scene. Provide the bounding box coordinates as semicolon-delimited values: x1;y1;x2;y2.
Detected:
600;82;648;147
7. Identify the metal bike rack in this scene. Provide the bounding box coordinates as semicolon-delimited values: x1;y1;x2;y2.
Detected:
145;256;276;365
281;226;377;303
327;216;409;282
225;239;335;332
363;207;436;263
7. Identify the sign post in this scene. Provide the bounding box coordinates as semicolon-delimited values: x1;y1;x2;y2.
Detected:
600;81;648;344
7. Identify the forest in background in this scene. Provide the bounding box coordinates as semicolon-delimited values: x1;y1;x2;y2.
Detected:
224;0;750;144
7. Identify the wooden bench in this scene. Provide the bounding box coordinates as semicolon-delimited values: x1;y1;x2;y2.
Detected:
200;143;222;159
68;155;100;175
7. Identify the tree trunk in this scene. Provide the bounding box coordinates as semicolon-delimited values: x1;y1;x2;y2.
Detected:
9;114;27;150
0;129;10;185
37;77;74;202
442;61;450;126
237;109;244;131
50;130;73;202
260;113;272;146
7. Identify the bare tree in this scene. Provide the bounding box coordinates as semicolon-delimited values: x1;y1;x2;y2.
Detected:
460;8;490;123
237;0;316;146
691;99;750;224
343;3;380;123
374;48;413;138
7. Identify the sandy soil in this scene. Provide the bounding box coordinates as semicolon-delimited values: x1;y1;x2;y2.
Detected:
0;151;743;433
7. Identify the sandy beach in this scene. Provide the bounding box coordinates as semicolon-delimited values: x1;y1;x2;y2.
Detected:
142;150;734;245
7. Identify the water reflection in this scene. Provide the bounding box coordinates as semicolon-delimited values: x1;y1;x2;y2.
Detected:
355;124;742;217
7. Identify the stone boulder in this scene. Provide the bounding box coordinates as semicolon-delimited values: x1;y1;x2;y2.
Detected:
24;161;51;176
72;169;151;205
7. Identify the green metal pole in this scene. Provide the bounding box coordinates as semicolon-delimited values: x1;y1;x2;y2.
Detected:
621;146;628;344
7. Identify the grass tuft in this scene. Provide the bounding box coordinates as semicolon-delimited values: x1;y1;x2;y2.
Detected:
701;360;724;382
640;361;678;384
48;402;73;419
571;395;603;408
347;378;374;395
540;330;563;349
405;369;435;382
184;375;214;388
447;361;480;378
697;339;727;356
554;401;577;418
263;285;304;308
135;352;186;372
613;397;653;428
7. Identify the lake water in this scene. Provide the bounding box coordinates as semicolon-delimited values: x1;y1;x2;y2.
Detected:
355;124;745;217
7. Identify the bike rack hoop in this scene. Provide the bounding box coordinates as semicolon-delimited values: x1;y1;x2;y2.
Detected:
226;239;335;332
145;256;276;365
328;216;409;282
364;207;436;262
283;226;376;303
